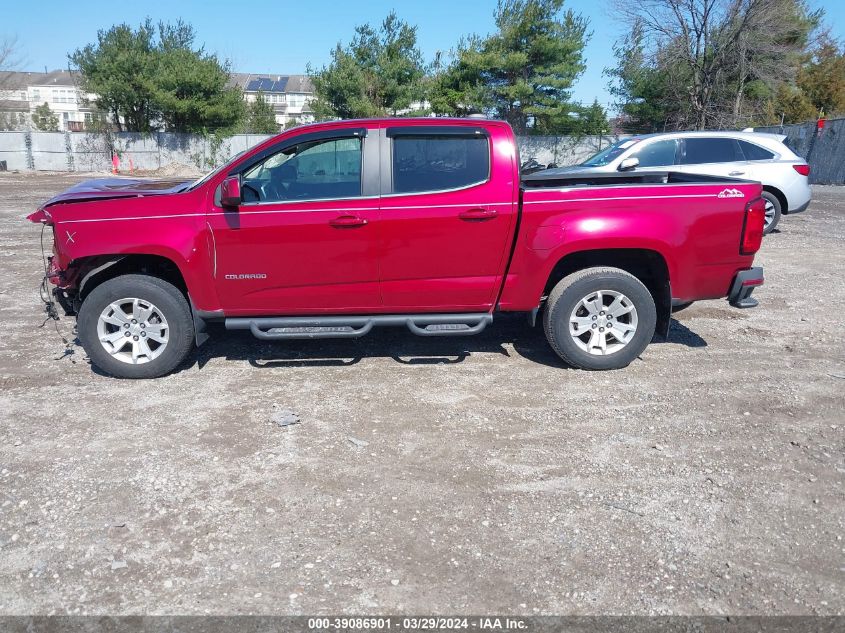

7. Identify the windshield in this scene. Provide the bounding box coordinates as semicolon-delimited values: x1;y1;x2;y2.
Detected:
183;151;247;191
580;138;641;167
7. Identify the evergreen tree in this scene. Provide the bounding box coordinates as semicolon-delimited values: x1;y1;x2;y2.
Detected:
32;102;59;131
70;19;244;133
579;99;609;135
309;12;427;119
432;0;590;134
242;92;279;133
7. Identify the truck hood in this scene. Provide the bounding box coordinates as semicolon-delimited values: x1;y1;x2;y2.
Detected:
41;177;194;208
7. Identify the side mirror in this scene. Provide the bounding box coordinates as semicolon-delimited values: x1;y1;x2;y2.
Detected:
220;175;242;207
618;157;640;171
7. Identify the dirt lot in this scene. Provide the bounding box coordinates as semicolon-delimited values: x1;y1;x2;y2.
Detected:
0;173;842;616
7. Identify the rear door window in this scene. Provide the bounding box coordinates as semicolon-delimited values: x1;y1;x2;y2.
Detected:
629;139;678;167
680;138;743;165
391;135;489;194
737;140;775;161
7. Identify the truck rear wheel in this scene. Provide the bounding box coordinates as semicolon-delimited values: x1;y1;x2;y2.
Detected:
78;274;195;379
543;267;657;370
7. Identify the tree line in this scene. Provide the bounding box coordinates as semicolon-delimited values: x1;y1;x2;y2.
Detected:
310;0;608;135
5;0;842;135
309;0;843;134
607;0;845;132
62;0;607;136
0;22;280;133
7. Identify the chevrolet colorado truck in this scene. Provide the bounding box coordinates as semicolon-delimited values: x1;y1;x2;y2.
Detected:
28;118;766;379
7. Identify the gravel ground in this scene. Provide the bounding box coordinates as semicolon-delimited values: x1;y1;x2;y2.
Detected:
0;173;842;616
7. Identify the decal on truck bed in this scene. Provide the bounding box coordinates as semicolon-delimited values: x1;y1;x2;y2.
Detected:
718;188;745;199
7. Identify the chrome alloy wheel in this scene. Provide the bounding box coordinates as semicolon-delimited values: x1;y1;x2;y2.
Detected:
764;199;776;229
96;298;169;365
569;290;639;356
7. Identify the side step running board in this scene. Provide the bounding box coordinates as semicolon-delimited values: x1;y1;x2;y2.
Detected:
225;313;493;340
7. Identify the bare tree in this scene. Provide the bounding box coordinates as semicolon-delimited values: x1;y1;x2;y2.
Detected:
727;1;821;123
0;35;23;89
611;0;819;129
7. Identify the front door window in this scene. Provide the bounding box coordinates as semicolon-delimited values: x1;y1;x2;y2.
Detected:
241;137;362;203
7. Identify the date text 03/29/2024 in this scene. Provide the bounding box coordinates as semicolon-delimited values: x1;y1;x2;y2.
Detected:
307;616;527;630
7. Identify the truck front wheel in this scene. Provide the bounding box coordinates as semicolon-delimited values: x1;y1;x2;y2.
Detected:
543;267;657;370
77;274;195;379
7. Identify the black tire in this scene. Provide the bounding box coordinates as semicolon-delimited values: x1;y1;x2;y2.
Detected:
543;267;657;370
78;274;195;379
671;301;694;313
761;191;782;234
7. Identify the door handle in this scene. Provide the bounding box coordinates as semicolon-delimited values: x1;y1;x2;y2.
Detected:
729;170;745;176
458;208;497;221
329;215;368;228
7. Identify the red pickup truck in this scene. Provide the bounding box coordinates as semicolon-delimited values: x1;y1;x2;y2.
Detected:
28;118;765;378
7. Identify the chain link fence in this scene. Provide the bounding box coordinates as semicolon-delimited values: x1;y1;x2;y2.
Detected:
754;118;845;185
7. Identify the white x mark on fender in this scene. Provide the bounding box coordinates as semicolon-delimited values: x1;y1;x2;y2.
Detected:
66;230;76;244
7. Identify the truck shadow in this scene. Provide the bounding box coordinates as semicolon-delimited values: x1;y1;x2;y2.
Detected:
658;319;708;349
194;314;707;371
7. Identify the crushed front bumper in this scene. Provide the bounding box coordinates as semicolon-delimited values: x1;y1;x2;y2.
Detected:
52;287;77;316
728;267;764;308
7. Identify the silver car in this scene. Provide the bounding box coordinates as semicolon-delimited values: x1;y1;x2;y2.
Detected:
568;131;811;233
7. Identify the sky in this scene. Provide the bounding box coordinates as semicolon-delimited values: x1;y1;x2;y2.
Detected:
4;0;844;111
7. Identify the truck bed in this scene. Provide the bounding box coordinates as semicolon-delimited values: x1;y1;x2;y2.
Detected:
521;169;754;189
496;170;763;313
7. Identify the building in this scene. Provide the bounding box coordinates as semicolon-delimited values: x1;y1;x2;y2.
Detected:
1;70;315;132
230;73;315;129
28;71;100;132
0;70;99;132
0;72;30;129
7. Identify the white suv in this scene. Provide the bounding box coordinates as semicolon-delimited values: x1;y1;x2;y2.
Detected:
569;131;811;233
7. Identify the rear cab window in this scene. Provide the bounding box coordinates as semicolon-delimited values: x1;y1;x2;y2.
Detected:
389;130;490;194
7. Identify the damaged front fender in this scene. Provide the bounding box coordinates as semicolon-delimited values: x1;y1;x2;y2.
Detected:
27;208;52;225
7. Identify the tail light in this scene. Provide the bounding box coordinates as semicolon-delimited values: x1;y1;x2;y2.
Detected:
793;164;810;176
741;198;765;255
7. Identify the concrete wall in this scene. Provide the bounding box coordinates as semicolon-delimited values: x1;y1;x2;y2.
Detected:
0;131;276;173
5;125;841;182
0;132;31;170
754;118;845;185
0;131;613;173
